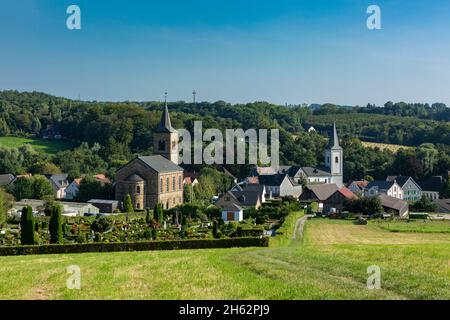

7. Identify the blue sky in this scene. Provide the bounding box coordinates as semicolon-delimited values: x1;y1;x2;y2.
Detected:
1;0;450;105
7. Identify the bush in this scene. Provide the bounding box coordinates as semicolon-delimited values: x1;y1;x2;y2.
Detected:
0;237;269;256
49;204;63;244
355;217;368;225
124;194;134;213
91;216;112;233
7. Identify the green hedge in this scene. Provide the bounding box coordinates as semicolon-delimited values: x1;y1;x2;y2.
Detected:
0;237;269;256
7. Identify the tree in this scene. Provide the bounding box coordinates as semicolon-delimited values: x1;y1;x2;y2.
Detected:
212;220;219;238
154;203;164;223
440;179;450;199
49;204;63;244
123;194;134;213
411;195;438;212
0;189;12;226
145;208;153;224
32;175;55;200
344;197;383;216
20;206;35;245
9;175;54;201
76;176;112;202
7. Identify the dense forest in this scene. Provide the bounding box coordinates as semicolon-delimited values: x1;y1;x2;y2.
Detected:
0;90;449;183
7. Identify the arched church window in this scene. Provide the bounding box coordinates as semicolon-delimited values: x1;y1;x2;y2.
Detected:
166;177;170;192
160;179;163;192
136;186;141;194
158;140;166;151
335;156;339;164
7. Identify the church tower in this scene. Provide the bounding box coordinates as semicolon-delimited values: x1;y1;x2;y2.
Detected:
324;122;343;187
153;101;179;164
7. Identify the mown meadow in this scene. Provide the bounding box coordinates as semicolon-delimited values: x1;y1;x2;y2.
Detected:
0;213;448;300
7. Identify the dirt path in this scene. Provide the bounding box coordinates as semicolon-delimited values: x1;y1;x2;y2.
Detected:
293;215;312;240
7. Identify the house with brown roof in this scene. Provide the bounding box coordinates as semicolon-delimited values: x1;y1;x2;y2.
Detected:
322;187;357;213
299;184;340;213
379;194;409;217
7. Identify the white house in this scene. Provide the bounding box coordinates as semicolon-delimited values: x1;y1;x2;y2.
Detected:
65;178;82;200
221;203;244;222
365;180;403;200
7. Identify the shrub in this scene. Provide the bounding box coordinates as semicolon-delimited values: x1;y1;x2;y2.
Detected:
124;194;134;213
355;217;368;225
145;208;153;224
0;237;269;256
91;216;113;233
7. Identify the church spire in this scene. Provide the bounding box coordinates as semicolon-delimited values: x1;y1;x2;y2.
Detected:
327;122;341;149
155;92;176;133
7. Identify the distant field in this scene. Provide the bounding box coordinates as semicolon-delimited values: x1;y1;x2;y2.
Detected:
371;219;450;234
0;136;76;154
0;216;449;300
361;141;413;153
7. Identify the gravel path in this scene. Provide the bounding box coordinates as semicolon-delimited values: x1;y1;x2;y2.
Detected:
293;215;313;240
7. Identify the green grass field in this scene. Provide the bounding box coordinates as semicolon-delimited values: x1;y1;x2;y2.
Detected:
0;136;76;154
0;215;449;300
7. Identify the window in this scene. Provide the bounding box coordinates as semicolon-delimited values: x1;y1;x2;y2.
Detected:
335;156;339;164
158;140;166;151
136;202;140;209
179;176;182;190
136;186;141;194
160;179;163;193
173;176;176;191
166;177;170;192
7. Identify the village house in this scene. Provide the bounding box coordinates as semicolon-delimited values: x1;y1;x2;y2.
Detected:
298;184;340;213
115;104;184;210
386;176;422;203
324;187;358;213
379;194;409;217
419;176;444;201
216;182;265;212
257;173;302;199
434;198;450;213
364;180;403;200
45;174;69;199
348;180;369;196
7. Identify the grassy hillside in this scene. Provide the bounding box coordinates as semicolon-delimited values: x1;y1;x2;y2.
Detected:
0;216;449;300
0;136;76;154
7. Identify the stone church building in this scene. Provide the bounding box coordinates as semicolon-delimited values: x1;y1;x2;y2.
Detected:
115;104;184;210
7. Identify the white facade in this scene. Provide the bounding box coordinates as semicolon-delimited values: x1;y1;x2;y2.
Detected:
222;209;244;222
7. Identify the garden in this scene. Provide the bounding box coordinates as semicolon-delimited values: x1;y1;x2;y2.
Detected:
0;199;301;248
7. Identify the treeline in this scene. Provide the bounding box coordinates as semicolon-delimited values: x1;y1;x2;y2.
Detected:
0;91;449;182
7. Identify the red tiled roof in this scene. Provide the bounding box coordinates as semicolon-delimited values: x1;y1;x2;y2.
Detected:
247;176;259;184
338;187;357;199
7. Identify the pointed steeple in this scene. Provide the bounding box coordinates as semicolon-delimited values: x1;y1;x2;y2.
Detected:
327;122;342;149
155;93;176;133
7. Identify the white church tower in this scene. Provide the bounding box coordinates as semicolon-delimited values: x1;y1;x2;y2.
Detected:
324;122;343;188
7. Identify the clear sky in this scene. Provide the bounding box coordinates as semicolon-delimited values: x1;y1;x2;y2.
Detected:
1;0;450;106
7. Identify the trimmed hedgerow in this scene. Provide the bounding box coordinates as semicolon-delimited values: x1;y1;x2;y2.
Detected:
0;237;269;256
